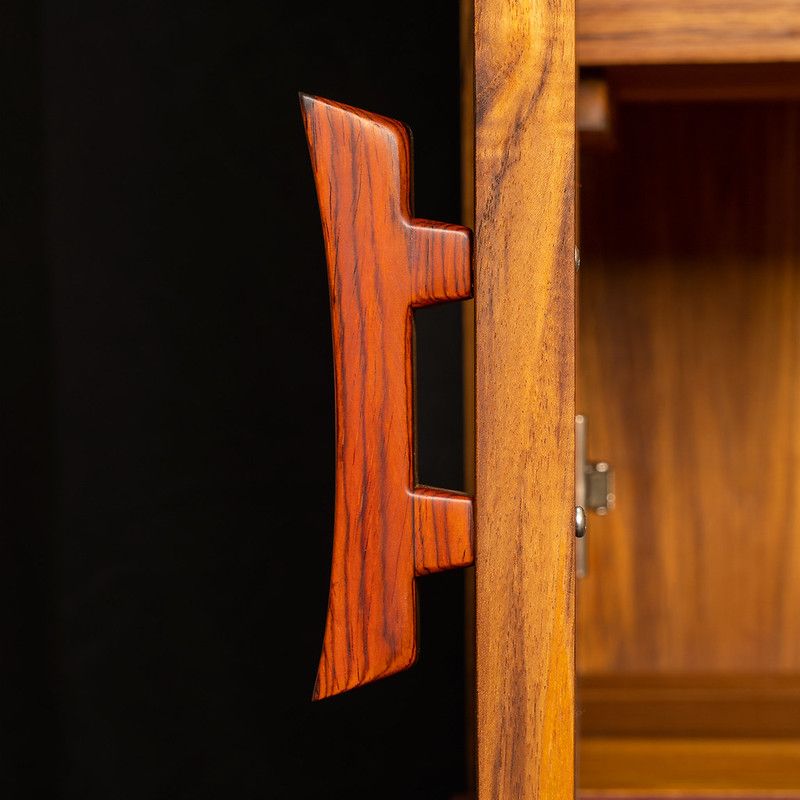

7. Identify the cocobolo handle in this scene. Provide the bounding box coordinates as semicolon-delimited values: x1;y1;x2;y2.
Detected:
300;94;474;700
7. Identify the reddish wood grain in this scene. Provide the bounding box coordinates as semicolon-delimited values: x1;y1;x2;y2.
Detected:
412;487;474;575
300;94;474;700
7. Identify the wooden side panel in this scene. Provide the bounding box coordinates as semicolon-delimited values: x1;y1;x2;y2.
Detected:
301;95;474;700
474;0;576;796
577;0;800;66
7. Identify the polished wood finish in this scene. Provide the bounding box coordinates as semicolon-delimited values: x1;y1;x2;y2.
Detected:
577;0;800;66
579;675;800;739
580;738;800;793
578;102;800;674
412;487;474;575
301;95;474;700
474;0;576;796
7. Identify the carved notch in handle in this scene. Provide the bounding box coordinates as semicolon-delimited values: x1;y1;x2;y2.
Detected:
300;94;474;700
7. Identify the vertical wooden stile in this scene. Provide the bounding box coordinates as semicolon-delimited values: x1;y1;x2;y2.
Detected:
473;0;576;797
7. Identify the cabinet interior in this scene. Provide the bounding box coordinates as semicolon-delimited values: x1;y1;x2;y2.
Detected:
577;71;800;795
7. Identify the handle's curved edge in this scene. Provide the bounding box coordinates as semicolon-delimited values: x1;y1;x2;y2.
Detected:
300;93;474;701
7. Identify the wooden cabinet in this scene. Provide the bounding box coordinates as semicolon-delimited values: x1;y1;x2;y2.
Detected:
572;4;800;796
470;0;800;795
577;90;800;794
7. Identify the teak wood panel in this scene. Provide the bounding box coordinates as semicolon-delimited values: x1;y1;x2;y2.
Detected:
301;95;474;700
577;102;800;673
577;0;800;66
474;0;576;797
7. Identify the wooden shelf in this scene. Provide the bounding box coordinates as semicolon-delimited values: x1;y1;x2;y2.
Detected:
579;675;800;739
577;0;800;66
579;676;800;794
580;738;800;795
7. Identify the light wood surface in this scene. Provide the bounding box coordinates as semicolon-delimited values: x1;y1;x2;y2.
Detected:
301;95;474;699
577;0;800;66
577;102;800;673
474;0;576;796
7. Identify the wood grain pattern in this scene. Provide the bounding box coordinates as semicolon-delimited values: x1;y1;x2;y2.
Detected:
301;94;474;700
578;675;800;739
580;737;800;792
577;0;800;66
577;102;800;674
474;0;576;796
412;487;474;575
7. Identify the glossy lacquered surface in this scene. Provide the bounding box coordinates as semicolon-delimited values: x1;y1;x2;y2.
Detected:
301;95;474;700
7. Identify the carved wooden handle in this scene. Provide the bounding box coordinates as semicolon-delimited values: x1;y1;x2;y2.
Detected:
300;94;475;700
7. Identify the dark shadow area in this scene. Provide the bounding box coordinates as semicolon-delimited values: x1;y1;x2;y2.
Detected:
3;1;467;798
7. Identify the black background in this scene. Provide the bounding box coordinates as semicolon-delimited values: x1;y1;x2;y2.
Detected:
3;1;467;798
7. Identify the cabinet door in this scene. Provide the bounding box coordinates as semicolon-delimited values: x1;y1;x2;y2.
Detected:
472;1;576;798
303;0;577;794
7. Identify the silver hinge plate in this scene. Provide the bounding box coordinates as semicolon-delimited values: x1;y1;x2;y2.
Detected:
576;414;615;578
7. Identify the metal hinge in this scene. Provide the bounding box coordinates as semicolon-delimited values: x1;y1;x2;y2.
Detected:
576;414;615;578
